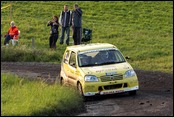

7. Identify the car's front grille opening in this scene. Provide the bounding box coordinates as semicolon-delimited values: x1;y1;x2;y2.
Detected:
100;74;123;82
104;84;122;90
98;86;103;91
123;83;128;87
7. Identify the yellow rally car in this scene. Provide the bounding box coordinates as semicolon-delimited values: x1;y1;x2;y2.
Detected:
60;43;139;97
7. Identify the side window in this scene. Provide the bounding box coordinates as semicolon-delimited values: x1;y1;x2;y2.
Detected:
69;51;76;68
64;50;70;64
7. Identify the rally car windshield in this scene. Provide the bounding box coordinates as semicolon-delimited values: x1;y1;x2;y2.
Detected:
78;49;126;67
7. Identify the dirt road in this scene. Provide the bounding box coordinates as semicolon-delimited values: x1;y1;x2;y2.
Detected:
1;62;173;116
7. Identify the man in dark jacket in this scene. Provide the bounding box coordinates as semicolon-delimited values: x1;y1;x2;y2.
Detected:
59;4;71;45
71;4;82;45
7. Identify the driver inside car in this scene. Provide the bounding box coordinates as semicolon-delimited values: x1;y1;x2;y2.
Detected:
93;51;110;64
79;55;90;66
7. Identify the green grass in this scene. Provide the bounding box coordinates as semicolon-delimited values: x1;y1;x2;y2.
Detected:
1;2;173;115
1;45;65;63
1;1;173;73
1;73;85;116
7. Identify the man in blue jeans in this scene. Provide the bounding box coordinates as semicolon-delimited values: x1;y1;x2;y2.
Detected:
59;4;72;45
71;4;82;45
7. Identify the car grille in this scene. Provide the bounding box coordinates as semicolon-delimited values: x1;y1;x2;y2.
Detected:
104;84;123;90
100;74;123;82
98;83;128;91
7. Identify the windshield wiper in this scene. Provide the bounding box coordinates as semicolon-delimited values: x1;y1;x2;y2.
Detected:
100;61;116;65
100;61;126;65
80;64;98;67
80;61;126;67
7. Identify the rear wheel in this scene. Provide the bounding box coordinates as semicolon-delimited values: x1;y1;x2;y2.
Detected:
60;78;65;86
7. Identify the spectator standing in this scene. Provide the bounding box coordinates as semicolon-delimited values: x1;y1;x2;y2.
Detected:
59;4;72;45
4;21;19;46
71;4;82;45
47;16;59;50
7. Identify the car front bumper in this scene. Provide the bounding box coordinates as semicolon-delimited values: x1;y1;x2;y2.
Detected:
83;85;139;96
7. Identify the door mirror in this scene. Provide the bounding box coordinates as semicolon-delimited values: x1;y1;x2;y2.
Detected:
70;62;76;68
125;56;130;59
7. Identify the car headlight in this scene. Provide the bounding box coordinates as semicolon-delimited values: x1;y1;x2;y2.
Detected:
85;75;99;82
124;70;136;78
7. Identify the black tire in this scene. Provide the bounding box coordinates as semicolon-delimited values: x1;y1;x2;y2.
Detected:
77;82;84;96
77;83;89;101
128;90;137;95
60;78;64;86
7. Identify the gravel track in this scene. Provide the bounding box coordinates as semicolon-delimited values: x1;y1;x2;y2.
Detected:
1;62;173;116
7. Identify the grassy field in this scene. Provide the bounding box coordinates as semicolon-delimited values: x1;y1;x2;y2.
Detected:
1;1;173;116
1;1;173;73
1;73;85;116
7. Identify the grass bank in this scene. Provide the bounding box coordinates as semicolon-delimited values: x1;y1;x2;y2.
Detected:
1;73;85;116
1;1;173;73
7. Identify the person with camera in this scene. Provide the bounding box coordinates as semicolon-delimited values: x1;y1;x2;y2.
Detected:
59;4;72;45
71;4;82;45
47;16;59;50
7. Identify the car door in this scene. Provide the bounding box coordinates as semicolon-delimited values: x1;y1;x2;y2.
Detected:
61;50;71;83
67;51;78;85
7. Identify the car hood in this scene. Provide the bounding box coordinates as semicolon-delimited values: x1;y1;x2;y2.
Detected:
80;62;133;75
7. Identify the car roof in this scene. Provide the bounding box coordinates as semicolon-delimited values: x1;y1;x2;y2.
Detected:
66;43;118;53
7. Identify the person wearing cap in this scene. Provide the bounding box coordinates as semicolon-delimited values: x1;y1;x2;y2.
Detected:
71;4;82;45
4;21;19;45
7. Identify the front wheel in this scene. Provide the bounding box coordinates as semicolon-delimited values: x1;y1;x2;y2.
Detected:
77;83;88;101
77;82;84;96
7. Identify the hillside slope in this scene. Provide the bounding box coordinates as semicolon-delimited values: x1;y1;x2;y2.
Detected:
1;1;173;73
